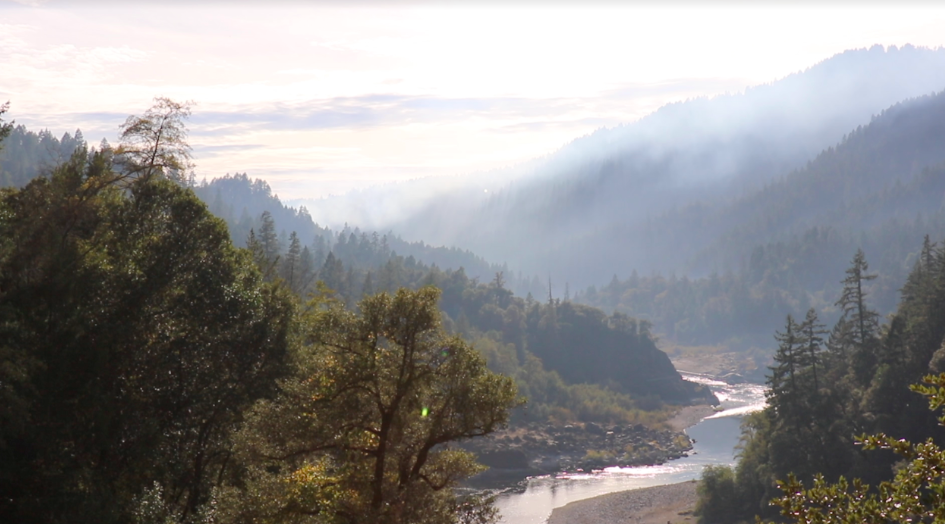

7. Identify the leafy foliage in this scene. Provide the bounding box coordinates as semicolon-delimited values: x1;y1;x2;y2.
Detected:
773;374;945;524
116;97;195;184
0;147;294;523
217;287;519;524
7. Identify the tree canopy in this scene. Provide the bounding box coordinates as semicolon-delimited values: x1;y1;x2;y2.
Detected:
116;97;194;184
0;146;295;523
216;287;519;524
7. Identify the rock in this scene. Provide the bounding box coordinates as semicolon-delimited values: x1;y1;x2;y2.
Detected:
478;449;529;469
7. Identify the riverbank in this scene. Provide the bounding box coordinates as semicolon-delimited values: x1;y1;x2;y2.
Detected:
547;480;699;524
463;419;697;488
542;409;708;524
542;370;754;524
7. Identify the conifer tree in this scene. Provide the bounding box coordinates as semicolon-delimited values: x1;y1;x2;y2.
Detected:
836;249;879;347
0;102;12;151
258;210;280;264
768;315;803;422
835;249;879;382
798;308;827;392
280;231;302;292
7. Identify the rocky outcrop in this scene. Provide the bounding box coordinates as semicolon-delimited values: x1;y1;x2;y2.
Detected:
462;422;694;487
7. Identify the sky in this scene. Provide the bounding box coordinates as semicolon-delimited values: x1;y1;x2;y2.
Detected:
3;1;945;199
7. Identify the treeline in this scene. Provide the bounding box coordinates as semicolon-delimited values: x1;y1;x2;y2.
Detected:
577;90;945;348
375;46;945;293
0;106;519;523
695;239;945;523
577;211;937;348
0;116;702;423
0;124;88;187
233;203;712;422
193;173;544;296
0;101;710;523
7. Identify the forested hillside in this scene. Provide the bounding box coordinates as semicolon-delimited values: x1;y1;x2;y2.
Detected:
7;55;945;358
696;240;945;523
0;102;713;524
230;201;712;416
192;173;538;292
578;90;945;348
0;115;707;423
0;125;87;187
304;45;945;288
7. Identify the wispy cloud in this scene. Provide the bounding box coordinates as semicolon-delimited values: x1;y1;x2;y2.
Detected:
5;4;945;200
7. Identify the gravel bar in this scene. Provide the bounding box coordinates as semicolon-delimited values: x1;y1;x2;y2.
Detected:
546;480;699;524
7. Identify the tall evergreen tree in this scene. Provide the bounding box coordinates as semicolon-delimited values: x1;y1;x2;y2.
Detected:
281;231;302;293
798;308;827;392
768;315;803;422
258;210;280;265
0;102;12;151
835;249;880;382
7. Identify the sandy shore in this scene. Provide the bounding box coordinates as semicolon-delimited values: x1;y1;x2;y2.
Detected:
667;405;716;432
547;480;699;524
544;406;712;524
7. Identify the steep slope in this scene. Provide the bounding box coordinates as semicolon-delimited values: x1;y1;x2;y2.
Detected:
579;91;945;348
372;45;945;288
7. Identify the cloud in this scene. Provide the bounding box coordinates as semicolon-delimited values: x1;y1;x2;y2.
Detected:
4;0;51;6
184;92;641;137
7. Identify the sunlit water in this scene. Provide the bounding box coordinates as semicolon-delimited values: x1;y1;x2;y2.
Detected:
494;373;768;524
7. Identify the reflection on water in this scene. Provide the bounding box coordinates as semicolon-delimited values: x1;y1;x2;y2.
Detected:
494;373;768;524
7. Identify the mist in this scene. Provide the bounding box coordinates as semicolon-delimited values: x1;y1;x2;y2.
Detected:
290;46;945;289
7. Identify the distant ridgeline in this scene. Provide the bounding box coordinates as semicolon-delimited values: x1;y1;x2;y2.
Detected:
378;46;945;288
4;74;945;356
577;89;945;348
191;173;547;296
0;134;709;421
189;173;712;417
0;125;87;187
316;46;945;350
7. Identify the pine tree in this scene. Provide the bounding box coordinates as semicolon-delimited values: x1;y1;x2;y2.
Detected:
798;308;827;392
258;210;280;265
768;315;803;422
280;231;301;292
836;249;879;347
835;249;880;383
0;101;13;152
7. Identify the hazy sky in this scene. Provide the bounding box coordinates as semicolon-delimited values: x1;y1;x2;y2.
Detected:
3;1;945;198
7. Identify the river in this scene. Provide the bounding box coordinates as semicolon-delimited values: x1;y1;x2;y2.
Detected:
494;373;768;524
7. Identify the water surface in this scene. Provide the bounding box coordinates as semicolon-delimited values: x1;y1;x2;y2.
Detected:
494;374;767;524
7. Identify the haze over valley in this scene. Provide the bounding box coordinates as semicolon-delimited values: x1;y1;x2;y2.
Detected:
5;4;945;524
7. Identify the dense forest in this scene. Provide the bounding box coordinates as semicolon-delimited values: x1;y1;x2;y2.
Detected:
0;102;711;523
0;105;519;524
695;240;945;523
558;87;945;349
0;122;706;418
307;45;945;286
6;44;945;524
275;47;945;356
8;54;945;358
